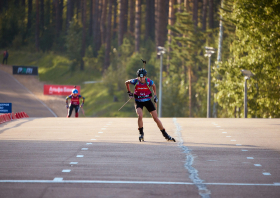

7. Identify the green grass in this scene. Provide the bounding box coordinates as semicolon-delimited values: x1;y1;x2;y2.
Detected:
6;50;140;117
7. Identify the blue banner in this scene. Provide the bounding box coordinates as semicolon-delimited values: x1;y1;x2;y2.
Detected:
0;103;12;113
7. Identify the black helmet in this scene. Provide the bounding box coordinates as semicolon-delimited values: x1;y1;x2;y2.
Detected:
136;68;147;77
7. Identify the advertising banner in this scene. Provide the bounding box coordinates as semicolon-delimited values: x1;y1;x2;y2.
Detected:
13;66;38;75
44;85;81;96
0;103;12;113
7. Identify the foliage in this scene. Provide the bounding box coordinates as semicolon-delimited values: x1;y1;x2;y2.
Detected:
214;0;280;118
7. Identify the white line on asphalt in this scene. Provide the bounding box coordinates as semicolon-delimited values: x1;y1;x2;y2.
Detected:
0;180;279;186
247;157;254;159
81;148;88;150
69;162;78;164
173;118;211;198
242;150;248;151
263;172;271;176
86;143;92;145
236;144;242;146
254;164;262;167
76;155;84;158
53;178;63;181
62;170;71;172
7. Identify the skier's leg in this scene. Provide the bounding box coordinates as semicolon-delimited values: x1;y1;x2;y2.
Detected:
68;105;74;117
136;107;143;128
75;105;79;117
150;110;176;142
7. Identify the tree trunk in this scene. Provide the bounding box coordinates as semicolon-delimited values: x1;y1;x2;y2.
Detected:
129;0;135;34
202;0;207;31
94;0;101;53
145;0;155;41
55;0;60;37
193;0;198;27
188;65;192;117
21;0;25;6
184;0;189;12
59;0;63;32
123;0;128;35
155;0;168;48
118;0;124;47
104;0;113;71
40;0;44;32
101;0;108;44
135;0;141;52
76;0;80;20
89;0;93;37
27;0;33;31
81;0;86;71
35;0;40;51
113;0;118;39
45;0;50;27
66;0;74;31
209;0;214;29
167;0;175;73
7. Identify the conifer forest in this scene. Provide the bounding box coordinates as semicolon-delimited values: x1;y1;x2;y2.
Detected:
0;0;279;118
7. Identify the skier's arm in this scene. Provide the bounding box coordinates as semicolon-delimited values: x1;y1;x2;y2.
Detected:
79;95;85;107
125;80;131;93
152;84;158;103
65;96;70;108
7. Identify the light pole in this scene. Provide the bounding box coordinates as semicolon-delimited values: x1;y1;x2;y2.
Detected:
157;46;166;118
241;69;254;118
204;47;215;118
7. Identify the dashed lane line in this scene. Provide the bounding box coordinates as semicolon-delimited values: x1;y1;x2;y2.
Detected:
0;180;279;186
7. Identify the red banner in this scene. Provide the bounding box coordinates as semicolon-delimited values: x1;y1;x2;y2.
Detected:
44;85;81;95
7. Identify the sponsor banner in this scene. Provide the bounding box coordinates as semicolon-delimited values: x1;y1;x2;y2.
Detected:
44;85;81;96
0;103;12;113
13;66;38;75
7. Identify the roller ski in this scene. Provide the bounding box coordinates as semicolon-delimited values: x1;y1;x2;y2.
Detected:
161;129;176;142
139;127;144;142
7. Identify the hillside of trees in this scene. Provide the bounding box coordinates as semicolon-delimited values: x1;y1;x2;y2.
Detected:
1;0;279;118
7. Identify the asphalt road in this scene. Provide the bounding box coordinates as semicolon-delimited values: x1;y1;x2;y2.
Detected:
0;117;279;198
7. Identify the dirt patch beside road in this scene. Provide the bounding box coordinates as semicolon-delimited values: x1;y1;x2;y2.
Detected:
0;64;67;117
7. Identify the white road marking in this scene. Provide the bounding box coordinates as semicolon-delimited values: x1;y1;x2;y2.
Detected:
81;148;88;150
236;144;242;146
242;150;248;151
0;180;279;186
69;162;78;165
263;172;271;176
53;178;63;181
76;155;84;158
173;118;211;198
247;157;254;159
254;164;262;167
86;143;92;145
62;170;71;172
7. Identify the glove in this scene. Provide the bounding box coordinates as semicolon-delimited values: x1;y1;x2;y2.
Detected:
80;103;84;108
127;91;133;98
66;104;69;109
154;95;158;103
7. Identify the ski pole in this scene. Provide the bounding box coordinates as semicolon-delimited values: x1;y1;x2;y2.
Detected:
118;98;132;111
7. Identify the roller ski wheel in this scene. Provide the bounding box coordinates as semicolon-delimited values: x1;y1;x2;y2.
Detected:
166;136;176;142
139;134;144;142
162;130;176;142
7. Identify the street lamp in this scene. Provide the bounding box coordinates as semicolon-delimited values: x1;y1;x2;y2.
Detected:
204;47;215;118
241;69;254;118
157;46;166;118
